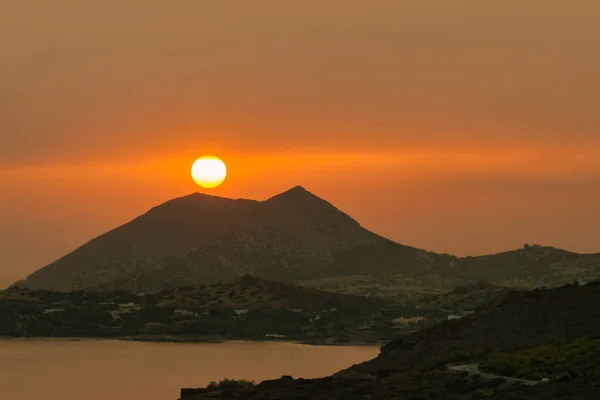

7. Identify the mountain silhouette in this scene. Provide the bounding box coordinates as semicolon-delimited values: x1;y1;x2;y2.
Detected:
15;187;600;292
17;187;435;291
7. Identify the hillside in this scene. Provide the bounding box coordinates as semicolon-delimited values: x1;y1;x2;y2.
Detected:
0;275;384;312
0;276;390;342
415;281;515;314
14;187;600;293
367;281;600;372
450;245;600;288
180;281;600;399
13;186;442;292
157;275;385;311
302;246;600;300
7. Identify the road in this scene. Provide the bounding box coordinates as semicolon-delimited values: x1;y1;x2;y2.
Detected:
447;364;540;386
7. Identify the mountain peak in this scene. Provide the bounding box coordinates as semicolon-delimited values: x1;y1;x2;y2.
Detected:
276;185;312;197
287;185;309;193
265;185;321;203
168;186;313;205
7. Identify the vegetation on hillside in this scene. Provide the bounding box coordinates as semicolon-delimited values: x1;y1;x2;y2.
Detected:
206;379;255;390
378;282;600;367
480;337;600;381
415;281;513;313
0;276;438;343
183;369;515;400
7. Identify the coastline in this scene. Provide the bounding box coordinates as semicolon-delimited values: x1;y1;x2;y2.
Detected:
0;335;384;347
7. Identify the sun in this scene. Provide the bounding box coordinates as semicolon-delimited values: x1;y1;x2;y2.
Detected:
191;156;227;188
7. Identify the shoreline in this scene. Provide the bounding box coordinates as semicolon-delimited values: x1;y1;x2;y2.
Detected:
0;335;384;347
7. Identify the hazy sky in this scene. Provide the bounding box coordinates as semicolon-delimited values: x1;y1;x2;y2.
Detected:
2;1;600;287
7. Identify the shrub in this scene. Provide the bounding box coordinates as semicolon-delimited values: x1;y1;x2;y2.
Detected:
480;337;600;381
206;378;255;390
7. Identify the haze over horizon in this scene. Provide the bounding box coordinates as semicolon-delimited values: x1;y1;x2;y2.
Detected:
2;1;600;287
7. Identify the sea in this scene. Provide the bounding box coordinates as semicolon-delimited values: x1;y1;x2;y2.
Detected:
0;339;379;400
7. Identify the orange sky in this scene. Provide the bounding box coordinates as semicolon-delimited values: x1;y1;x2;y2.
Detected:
1;1;600;287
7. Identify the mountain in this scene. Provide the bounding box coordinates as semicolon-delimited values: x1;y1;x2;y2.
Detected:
14;186;600;293
16;186;438;292
180;281;600;399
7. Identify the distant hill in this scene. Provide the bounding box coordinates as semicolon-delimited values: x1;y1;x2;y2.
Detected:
416;281;514;313
1;275;383;312
14;186;600;292
158;275;385;311
0;276;389;342
448;245;600;288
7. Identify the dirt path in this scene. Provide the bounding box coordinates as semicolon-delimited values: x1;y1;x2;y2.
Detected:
447;363;540;386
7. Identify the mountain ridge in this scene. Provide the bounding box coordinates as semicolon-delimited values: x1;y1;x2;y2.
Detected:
13;186;600;292
16;186;394;291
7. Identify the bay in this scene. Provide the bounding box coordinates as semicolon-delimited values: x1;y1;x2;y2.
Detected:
0;339;379;400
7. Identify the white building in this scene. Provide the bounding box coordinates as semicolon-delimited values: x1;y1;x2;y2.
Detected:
392;316;425;326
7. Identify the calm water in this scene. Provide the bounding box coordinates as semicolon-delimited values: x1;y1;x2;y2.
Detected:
0;339;379;400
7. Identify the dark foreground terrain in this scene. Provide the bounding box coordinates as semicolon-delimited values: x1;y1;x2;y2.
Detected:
180;281;600;399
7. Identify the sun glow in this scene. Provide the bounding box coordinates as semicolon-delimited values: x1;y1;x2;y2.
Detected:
191;156;227;188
